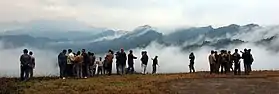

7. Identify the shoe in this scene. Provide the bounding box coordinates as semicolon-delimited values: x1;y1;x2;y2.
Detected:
62;77;66;80
84;77;87;79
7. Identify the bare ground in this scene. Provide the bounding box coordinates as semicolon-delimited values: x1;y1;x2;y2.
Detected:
1;71;279;94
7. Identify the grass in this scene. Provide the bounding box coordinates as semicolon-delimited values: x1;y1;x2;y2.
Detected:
1;71;279;94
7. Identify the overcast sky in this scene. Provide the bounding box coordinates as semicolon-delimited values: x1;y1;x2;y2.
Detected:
0;0;278;30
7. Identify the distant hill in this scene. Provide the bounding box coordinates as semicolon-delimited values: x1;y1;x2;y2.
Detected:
0;23;278;54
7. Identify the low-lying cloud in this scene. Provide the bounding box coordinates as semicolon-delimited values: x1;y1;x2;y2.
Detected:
1;26;279;77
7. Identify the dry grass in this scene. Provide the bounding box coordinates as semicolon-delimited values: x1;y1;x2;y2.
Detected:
2;71;279;94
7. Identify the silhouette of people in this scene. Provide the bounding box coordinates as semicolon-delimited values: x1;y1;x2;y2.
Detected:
228;51;233;72
127;50;137;74
242;49;254;75
141;51;148;74
28;51;35;78
189;52;195;73
220;50;229;74
214;51;220;73
152;56;159;74
208;50;216;74
115;51;120;75
20;49;32;81
81;49;89;78
232;49;241;75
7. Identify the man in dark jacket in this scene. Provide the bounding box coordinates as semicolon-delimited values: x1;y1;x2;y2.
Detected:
220;50;229;74
58;50;67;79
228;51;233;72
232;49;241;75
243;49;254;75
115;51;120;75
88;52;96;77
248;49;254;73
152;56;158;74
127;50;137;74
141;51;148;74
20;49;32;81
242;49;254;75
214;51;220;74
82;49;89;78
189;52;195;73
118;48;127;75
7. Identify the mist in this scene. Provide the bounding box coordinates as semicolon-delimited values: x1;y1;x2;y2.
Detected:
1;26;279;77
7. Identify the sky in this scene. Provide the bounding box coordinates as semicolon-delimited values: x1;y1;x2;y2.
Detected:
0;0;279;30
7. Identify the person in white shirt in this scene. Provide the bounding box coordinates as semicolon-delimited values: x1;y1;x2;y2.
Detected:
208;50;216;74
95;57;103;76
66;49;75;77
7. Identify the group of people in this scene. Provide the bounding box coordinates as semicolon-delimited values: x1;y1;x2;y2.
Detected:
189;48;254;75
19;47;255;81
57;48;159;79
19;49;35;81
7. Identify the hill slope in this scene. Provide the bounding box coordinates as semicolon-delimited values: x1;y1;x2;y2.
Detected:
1;71;279;94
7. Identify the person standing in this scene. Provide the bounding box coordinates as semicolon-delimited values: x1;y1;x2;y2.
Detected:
119;49;127;75
208;50;216;74
233;49;241;75
58;50;67;79
214;51;220;74
220;50;229;74
141;51;148;74
88;52;96;77
28;51;35;78
127;50;137;74
20;49;32;81
228;51;233;72
96;57;104;76
105;50;114;76
66;49;75;77
152;56;159;74
189;52;195;73
115;51;120;75
74;51;83;78
81;49;89;78
247;49;254;74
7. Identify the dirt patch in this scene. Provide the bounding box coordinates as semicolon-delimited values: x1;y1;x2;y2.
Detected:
168;77;279;94
0;78;19;94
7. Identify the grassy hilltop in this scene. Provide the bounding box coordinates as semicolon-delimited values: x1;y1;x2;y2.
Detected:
1;71;279;94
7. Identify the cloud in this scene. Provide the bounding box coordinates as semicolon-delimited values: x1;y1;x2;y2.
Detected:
1;25;279;77
0;0;279;30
